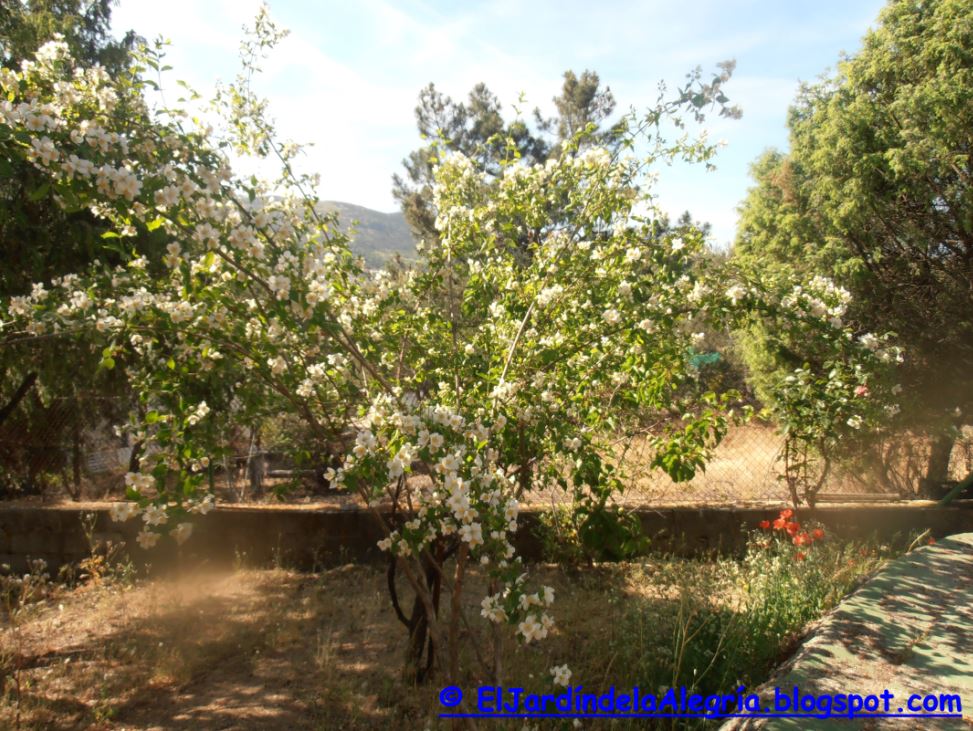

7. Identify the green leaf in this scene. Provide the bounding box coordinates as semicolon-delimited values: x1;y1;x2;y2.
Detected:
28;183;50;201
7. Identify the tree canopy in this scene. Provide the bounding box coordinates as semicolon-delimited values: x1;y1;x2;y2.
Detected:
393;65;739;250
0;0;140;496
734;0;973;488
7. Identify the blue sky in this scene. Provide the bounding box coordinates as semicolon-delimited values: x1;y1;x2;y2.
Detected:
110;0;886;247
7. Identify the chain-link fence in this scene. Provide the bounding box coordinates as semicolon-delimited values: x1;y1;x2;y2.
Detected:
612;423;973;506
0;392;132;499
0;393;336;503
1;390;970;505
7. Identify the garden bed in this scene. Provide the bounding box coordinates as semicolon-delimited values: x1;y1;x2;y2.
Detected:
0;531;895;729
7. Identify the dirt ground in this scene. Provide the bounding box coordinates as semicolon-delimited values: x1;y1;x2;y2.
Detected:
2;564;514;730
0;562;660;730
0;529;920;731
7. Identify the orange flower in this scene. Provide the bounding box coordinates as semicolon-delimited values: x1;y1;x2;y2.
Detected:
784;521;801;536
928;537;936;545
772;517;787;530
780;508;794;520
795;552;806;561
811;528;825;541
758;520;771;530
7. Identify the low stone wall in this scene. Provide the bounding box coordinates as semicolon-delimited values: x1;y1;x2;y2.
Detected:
0;501;971;574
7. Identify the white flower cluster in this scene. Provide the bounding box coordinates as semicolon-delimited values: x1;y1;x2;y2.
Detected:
782;276;852;328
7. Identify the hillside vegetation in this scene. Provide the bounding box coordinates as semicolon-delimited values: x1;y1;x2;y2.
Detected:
318;201;415;267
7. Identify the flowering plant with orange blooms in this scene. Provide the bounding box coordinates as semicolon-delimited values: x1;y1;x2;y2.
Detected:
758;509;827;556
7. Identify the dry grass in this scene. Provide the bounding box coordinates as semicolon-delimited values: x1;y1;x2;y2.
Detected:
0;528;897;731
0;560;761;731
0;563;641;730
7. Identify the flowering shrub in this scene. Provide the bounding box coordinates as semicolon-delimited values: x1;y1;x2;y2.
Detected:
0;14;901;690
615;530;896;704
733;273;903;505
758;508;827;559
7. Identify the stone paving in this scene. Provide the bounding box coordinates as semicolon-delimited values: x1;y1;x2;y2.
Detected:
722;533;973;729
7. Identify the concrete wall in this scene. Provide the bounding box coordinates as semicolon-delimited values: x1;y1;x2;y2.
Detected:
0;501;971;574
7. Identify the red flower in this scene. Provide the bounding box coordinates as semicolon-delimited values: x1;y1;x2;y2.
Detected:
793;532;811;546
811;528;825;541
795;552;806;561
758;520;771;530
784;521;801;536
779;508;794;520
772;517;787;530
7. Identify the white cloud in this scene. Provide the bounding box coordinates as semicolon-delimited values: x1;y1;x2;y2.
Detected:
108;0;877;233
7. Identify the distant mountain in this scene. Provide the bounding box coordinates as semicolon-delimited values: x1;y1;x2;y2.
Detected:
317;201;416;268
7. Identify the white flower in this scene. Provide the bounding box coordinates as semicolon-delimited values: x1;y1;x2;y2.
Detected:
846;414;864;429
459;522;483;547
171;522;193;545
136;530;159;550
518;614;549;643
267;274;291;300
154;185;180;209
726;285;745;305
602;309;621;325
550;664;572;687
480;595;507;623
859;333;880;351
189;496;215;515
670;237;685;252
537;285;563;307
324;466;343;485
504;499;519;522
439;453;461;473
193;222;220;249
387;456;405;479
109;501;139;522
187;401;210;426
142;504;168;526
124;472;154;493
689;281;709;303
